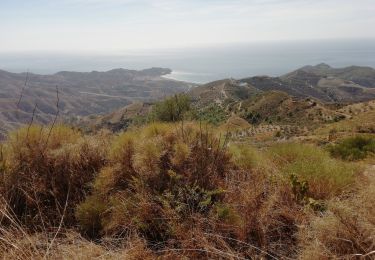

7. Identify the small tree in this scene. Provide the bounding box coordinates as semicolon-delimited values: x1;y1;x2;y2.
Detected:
152;94;191;122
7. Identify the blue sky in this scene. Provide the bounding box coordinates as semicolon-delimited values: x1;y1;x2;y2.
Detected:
1;0;374;52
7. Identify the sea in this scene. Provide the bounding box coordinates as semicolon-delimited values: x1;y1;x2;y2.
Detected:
1;39;375;84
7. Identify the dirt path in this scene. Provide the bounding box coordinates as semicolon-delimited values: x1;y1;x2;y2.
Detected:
219;83;228;99
79;92;133;99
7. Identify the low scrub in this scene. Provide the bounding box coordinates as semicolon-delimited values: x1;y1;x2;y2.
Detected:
0;122;371;259
77;123;232;240
76;127;311;258
0;125;108;228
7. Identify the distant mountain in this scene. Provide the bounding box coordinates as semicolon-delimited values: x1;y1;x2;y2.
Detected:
298;63;375;87
186;64;375;128
277;63;375;102
205;64;375;104
240;63;375;103
72;64;375;133
188;64;375;107
0;68;192;138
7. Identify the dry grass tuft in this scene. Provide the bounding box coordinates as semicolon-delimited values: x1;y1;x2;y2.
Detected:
298;169;375;259
0;125;108;228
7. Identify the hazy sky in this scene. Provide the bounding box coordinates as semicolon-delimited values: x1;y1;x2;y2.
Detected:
1;0;374;52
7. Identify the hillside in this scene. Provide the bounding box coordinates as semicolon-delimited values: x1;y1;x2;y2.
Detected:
188;79;260;106
2;63;375;139
189;64;375;106
73;102;153;132
299;63;375;87
315;100;375;137
242;63;375;102
0;68;192;138
77;65;375;133
187;77;351;127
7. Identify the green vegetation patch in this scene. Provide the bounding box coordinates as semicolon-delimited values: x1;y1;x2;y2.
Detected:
151;94;191;122
193;104;228;125
328;135;375;161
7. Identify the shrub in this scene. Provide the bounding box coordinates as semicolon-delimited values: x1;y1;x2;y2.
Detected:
151;94;191;122
76;123;233;241
245;111;262;124
328;135;375;161
0;125;108;228
75;195;107;238
193;104;228;125
77;129;341;258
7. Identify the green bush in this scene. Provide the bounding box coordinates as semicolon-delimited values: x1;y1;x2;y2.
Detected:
193;104;228;125
75;195;107;238
328;136;375;161
244;111;262;124
151;94;191;122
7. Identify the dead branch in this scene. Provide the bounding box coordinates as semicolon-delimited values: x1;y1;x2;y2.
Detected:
45;86;60;147
26;103;38;143
16;70;30;111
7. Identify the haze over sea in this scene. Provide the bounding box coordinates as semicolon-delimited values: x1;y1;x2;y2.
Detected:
1;39;375;84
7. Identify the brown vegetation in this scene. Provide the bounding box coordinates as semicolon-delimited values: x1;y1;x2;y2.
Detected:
0;122;373;259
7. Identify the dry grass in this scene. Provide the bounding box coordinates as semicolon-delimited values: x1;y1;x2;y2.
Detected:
0;122;372;259
75;123;309;258
315;107;375;137
0;197;155;259
298;166;375;259
268;142;360;199
0;125;108;228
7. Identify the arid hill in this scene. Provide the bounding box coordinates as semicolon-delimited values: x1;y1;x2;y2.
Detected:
241;63;375;102
0;68;192;138
2;63;375;138
75;64;375;133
